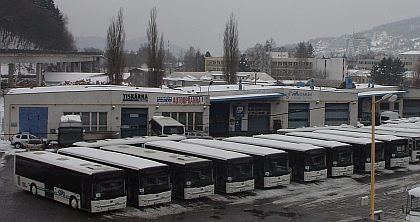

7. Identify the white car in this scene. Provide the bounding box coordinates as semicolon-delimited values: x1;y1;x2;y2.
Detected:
10;133;46;150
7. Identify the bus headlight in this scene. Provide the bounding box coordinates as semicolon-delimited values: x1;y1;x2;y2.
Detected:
186;181;191;186
95;193;101;198
367;158;371;162
304;166;310;171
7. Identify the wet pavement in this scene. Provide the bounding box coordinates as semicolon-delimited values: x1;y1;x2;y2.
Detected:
1;150;418;221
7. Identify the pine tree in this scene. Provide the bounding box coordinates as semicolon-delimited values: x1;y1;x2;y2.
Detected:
371;57;406;85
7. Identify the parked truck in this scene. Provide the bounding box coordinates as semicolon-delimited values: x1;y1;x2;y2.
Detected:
57;115;84;148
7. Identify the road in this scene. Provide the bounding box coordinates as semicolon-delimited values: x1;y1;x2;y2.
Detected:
1;150;419;222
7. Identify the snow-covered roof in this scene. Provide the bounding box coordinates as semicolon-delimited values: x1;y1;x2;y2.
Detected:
6;85;195;95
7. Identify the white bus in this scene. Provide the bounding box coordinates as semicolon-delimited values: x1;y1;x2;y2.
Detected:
255;134;354;177
14;151;126;213
223;137;327;182
145;140;255;194
404;186;420;222
72;134;186;148
150;116;185;136
334;126;420;163
286;132;385;173
314;129;409;169
100;144;215;200
58;147;171;207
180;139;291;188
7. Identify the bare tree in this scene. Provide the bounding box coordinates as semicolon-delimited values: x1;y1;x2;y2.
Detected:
223;13;239;84
147;7;165;87
105;8;125;85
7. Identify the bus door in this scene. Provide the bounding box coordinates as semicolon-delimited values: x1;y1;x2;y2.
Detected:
81;180;92;210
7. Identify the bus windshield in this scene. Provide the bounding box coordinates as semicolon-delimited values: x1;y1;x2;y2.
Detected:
333;147;353;165
304;150;326;168
163;126;185;135
228;160;253;182
394;141;408;156
186;167;213;187
142;174;170;194
93;177;125;199
375;143;385;161
265;155;289;176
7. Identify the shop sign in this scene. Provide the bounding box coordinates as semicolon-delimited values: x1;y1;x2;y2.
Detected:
233;106;244;117
285;90;313;100
157;96;173;104
157;96;204;104
123;93;148;102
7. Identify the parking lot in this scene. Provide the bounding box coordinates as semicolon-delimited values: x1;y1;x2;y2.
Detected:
1;143;419;221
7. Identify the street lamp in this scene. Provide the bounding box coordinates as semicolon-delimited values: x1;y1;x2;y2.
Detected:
370;93;397;219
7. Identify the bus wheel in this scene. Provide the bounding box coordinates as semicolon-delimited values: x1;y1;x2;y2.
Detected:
69;196;78;209
30;184;37;195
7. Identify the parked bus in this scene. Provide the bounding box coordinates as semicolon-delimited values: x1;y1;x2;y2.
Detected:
72;135;186;148
286;132;385;173
145;140;255;194
58;147;171;207
334;126;420;163
404;186;420;222
255;134;354;177
14;151;126;213
150;116;185;136
180;139;290;188
223;136;327;182
100;144;214;200
314;129;409;169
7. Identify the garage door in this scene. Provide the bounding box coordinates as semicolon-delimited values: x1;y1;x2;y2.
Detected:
403;99;420;117
121;108;148;138
288;103;309;129
19;107;48;138
248;103;270;132
325;103;349;126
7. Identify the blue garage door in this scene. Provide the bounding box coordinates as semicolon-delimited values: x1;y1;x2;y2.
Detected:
19;107;48;138
248;103;270;132
325;103;349;126
288;103;309;129
121;108;148;138
403;99;420;117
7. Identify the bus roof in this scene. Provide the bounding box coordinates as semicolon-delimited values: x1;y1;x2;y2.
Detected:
58;147;168;170
254;134;351;148
376;126;420;133
180;139;287;157
151;116;184;127
313;129;405;142
72;135;186;148
223;136;324;152
16;151;122;175
334;127;420;139
145;140;251;161
286;132;381;145
100;145;212;165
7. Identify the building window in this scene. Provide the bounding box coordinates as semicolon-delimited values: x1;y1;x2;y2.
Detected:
167;112;204;132
64;112;107;132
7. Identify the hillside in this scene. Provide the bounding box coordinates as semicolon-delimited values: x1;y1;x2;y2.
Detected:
307;15;420;57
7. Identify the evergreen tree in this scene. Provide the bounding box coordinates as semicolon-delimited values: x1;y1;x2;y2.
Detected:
371;57;406;85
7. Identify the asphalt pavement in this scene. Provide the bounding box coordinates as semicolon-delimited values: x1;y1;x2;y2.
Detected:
1;150;418;222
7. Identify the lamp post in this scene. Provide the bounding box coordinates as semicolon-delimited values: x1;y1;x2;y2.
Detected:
370;93;397;219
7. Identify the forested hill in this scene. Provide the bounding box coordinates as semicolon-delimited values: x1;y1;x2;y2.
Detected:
0;0;75;51
304;15;420;57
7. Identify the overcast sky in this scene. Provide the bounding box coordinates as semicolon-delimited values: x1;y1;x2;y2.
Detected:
54;0;420;56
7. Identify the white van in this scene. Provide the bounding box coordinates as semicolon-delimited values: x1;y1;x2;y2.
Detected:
380;111;400;124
